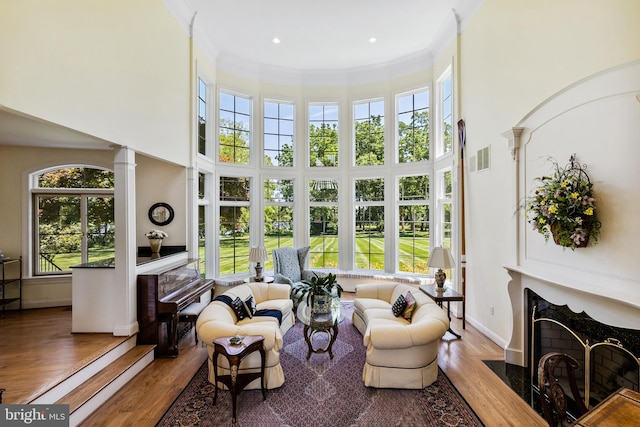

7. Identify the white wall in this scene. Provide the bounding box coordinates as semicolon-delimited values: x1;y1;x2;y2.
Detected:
135;155;187;248
0;0;192;164
458;0;640;345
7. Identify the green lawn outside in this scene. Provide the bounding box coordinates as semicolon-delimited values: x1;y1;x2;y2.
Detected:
43;233;439;277
217;232;433;276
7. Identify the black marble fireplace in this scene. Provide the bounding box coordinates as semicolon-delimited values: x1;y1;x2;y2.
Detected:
528;289;640;408
489;287;640;419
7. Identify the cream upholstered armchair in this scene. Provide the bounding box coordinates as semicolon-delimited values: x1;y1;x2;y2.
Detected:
271;246;319;289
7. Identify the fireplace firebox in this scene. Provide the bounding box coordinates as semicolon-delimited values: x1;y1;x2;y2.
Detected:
527;289;640;416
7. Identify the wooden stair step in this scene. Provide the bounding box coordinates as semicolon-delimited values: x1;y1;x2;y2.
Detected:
55;345;155;414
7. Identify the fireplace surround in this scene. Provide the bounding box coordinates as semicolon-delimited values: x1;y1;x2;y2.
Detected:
528;289;639;409
500;61;640;417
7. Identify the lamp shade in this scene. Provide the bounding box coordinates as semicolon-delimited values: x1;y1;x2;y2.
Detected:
427;246;455;269
248;246;268;263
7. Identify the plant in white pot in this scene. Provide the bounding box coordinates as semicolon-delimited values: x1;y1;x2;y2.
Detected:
293;272;342;313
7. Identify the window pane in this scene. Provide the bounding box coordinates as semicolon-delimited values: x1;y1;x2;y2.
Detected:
280;103;294;119
38;167;114;189
264;134;279;151
198;78;207;155
235;96;250;115
264;179;294;203
263;100;294;168
354;100;385;166
397;90;430;163
37;195;82;273
354;103;369;120
219;92;234;111
355;205;385;270
264;178;294;271
198;172;206;199
443;203;452;249
34;167;114;276
370;100;384;117
309;179;338;202
399;175;429;200
309;206;338;268
219;92;251;164
355;178;384;201
444;170;452;197
198;204;206;277
220;177;250;201
264;101;278;118
441;74;453;154
264;117;279;134
264;206;294;270
309;104;339;167
219;206;250;275
398;205;430;274
87;196;115;263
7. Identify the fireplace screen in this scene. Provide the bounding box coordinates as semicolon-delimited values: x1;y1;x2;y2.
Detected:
528;289;640;413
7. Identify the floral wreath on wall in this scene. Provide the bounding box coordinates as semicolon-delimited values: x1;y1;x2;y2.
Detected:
526;155;601;250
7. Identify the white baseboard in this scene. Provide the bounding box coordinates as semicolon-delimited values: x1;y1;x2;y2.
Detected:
22;298;72;309
465;314;508;350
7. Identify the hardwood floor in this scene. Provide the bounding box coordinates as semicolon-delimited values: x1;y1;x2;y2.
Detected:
0;306;130;404
0;295;546;426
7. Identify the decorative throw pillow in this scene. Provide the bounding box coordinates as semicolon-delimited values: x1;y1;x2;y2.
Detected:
402;291;416;321
391;294;407;317
231;297;246;321
242;295;256;319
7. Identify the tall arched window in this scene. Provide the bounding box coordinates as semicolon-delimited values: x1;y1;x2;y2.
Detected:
33;166;114;275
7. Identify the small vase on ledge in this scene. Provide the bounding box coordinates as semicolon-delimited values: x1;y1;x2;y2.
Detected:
149;238;163;253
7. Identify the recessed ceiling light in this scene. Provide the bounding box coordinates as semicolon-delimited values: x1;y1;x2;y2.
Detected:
368;37;377;43
272;37;281;44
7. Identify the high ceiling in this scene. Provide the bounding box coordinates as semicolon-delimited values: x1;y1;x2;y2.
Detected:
1;1;482;150
168;0;481;72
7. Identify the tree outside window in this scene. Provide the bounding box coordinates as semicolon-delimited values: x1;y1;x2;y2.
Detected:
398;174;430;273
219;92;251;164
264;178;294;270
309;104;338;167
219;176;250;274
355;178;385;270
354;100;384;166
264;101;294;167
309;179;338;268
34;167;114;275
397;90;429;163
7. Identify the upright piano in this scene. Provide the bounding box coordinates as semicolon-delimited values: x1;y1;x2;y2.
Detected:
137;258;214;357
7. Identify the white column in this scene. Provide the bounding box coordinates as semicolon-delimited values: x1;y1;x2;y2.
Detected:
501;127;523;266
113;147;138;336
186;167;198;257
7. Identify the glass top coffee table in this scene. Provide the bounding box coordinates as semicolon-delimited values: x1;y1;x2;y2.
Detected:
296;297;342;359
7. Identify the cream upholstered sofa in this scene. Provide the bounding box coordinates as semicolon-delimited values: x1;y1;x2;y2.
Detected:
352;282;449;389
196;281;295;390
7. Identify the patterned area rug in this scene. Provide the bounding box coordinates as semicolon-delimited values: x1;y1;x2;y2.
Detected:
158;302;483;427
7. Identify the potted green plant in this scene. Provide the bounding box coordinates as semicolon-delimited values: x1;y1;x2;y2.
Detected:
525;155;601;250
293;272;343;313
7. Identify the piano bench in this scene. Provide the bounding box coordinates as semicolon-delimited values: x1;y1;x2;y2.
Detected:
179;302;208;345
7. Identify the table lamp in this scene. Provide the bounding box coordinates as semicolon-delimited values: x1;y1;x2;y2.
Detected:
248;246;268;282
427;246;455;291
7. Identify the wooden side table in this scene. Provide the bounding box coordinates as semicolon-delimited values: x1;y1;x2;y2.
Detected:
574;387;640;426
419;284;465;339
212;335;266;426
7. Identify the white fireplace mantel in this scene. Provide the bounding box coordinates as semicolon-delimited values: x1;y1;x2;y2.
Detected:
504;263;640;366
501;60;640;367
